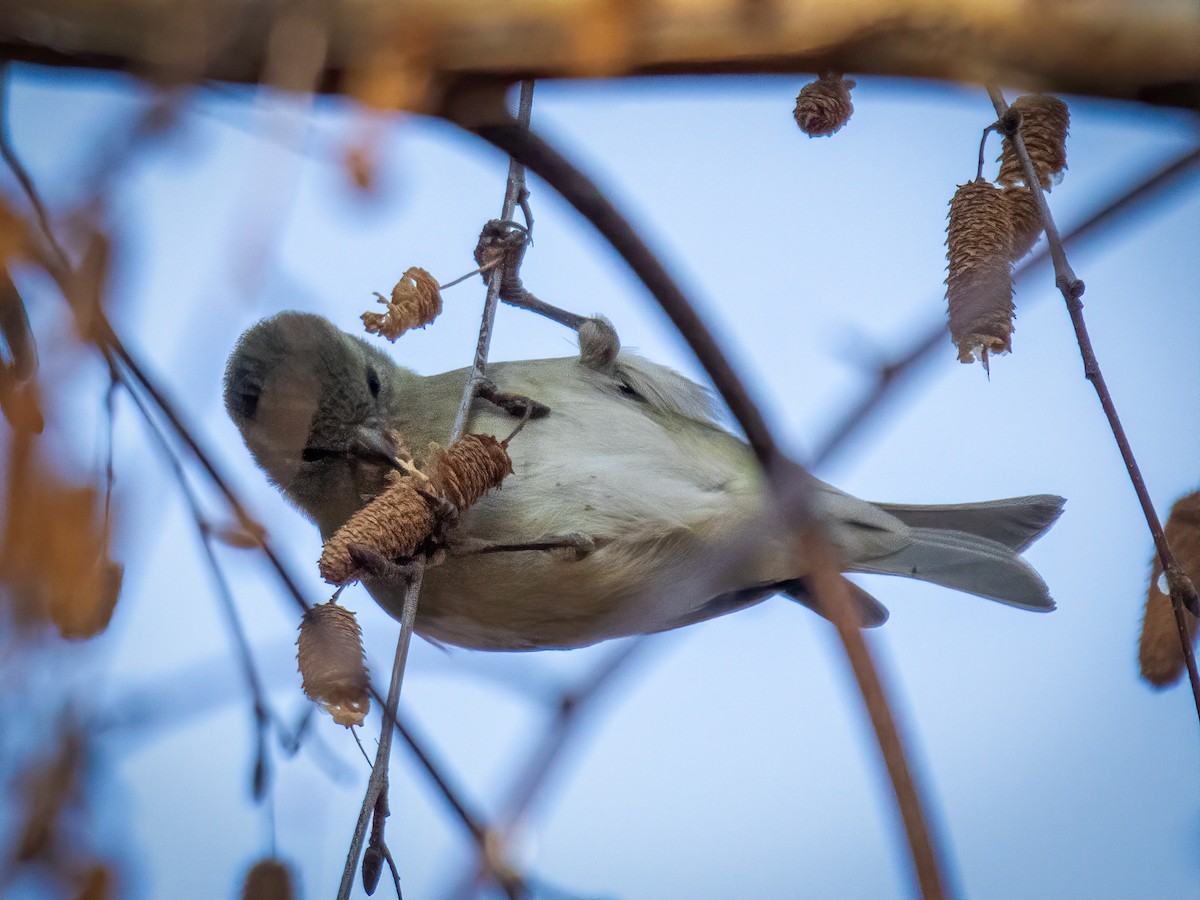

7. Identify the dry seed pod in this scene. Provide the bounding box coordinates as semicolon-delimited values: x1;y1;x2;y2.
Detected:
297;600;370;726
946;180;1016;364
997;94;1070;190
361;266;442;341
793;73;855;137
241;858;295;900
426;434;514;511
1139;491;1200;688
1004;187;1043;261
319;471;436;584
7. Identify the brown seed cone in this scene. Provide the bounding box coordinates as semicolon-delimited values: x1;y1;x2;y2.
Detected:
241;858;295;900
945;180;1016;364
297;600;370;726
361;266;442;341
1139;491;1200;687
426;434;514;511
1004;187;1043;261
997;94;1070;189
793;73;855;137
319;471;436;585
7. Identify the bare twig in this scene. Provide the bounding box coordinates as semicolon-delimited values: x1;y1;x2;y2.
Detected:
340;79;538;900
467;106;950;899
0;64;71;272
811;145;1200;468
986;86;1200;723
115;366;279;797
449;638;648;900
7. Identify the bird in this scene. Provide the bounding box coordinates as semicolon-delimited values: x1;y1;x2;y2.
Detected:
224;311;1064;651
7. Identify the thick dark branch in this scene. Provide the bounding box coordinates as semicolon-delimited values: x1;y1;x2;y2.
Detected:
1;0;1198;108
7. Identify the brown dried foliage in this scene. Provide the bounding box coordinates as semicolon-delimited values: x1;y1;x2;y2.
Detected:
1;423;122;639
241;858;296;900
1139;491;1200;687
998;94;1070;190
297;600;371;726
793;73;855;137
361;266;442;341
945;179;1015;364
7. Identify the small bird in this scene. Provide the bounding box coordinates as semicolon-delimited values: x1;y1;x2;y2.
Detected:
225;312;1064;651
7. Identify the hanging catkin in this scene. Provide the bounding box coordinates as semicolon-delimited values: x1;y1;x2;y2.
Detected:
792;73;855;137
1138;491;1200;688
361;266;442;341
318;434;514;585
297;599;370;726
426;434;514;511
997;95;1069;190
1003;186;1043;261
318;471;436;584
945;179;1015;364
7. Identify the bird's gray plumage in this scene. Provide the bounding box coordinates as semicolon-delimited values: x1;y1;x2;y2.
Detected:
225;312;1064;650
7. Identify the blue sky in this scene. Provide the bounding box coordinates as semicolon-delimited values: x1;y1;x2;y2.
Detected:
4;66;1199;898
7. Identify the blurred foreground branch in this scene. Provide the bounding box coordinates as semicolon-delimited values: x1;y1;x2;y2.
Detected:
0;0;1196;109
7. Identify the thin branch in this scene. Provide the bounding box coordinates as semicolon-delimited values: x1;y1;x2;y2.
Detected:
0;62;71;271
340;79;538;900
811;145;1200;468
448;639;648;900
109;352;284;800
986;86;1200;722
466;107;950;899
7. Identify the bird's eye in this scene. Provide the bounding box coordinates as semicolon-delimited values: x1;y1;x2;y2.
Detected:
618;382;644;402
366;366;381;399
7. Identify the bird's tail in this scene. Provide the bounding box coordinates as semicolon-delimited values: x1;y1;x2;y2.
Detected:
858;494;1065;611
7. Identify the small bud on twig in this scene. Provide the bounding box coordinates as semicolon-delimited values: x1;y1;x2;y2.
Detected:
997;94;1070;190
1139;491;1200;688
297;600;370;726
793;73;855;137
945;179;1015;365
361;267;442;341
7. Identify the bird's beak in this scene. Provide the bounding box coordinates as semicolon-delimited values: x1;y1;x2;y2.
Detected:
349;423;400;469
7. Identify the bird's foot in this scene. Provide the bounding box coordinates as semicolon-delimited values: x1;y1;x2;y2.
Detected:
475;378;551;420
448;532;601;560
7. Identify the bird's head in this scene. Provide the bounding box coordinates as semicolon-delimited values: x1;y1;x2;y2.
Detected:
224;312;400;522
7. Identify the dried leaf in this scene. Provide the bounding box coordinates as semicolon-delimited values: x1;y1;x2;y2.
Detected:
1;430;121;637
361;267;442;341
